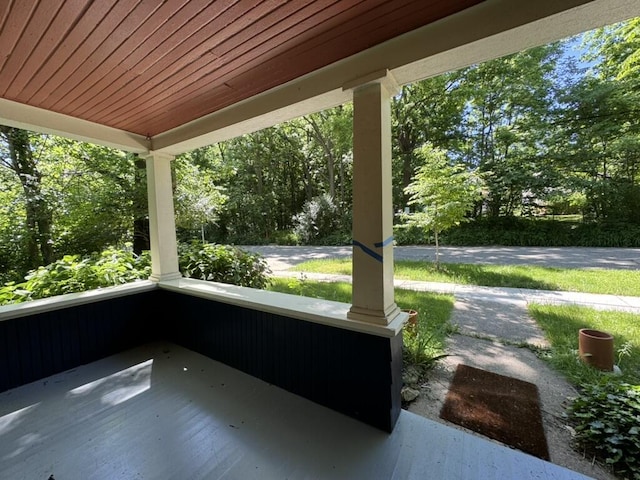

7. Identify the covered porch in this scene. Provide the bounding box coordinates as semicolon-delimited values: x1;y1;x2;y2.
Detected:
1;282;590;479
1;0;639;478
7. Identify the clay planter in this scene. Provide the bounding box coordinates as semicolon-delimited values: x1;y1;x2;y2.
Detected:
402;309;418;328
578;328;614;372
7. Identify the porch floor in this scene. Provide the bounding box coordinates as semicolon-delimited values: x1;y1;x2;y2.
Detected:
0;342;591;480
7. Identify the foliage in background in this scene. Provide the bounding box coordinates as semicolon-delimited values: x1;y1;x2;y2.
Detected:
292;193;351;245
0;248;151;304
437;217;640;247
0;243;271;305
567;382;640;479
172;155;227;241
403;143;482;266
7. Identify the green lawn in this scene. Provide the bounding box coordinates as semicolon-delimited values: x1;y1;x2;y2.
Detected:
529;304;640;385
290;258;640;296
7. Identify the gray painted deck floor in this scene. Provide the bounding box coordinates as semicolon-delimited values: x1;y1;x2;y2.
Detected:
0;342;593;480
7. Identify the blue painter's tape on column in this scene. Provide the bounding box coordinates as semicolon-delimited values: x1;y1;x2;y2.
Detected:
374;236;394;248
352;237;393;263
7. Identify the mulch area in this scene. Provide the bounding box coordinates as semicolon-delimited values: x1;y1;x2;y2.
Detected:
439;364;550;460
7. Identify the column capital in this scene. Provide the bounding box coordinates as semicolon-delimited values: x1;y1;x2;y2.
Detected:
143;150;175;162
342;69;399;96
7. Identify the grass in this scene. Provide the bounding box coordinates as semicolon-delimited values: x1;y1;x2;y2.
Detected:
528;303;640;385
290;258;640;296
267;276;456;370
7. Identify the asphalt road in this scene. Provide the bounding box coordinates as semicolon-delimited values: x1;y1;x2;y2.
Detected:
241;245;640;271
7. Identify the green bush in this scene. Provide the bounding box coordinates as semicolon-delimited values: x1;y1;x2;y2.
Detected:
393;223;430;245
178;242;271;289
431;217;640;247
293;193;351;245
0;243;272;305
567;381;640;479
0;248;151;304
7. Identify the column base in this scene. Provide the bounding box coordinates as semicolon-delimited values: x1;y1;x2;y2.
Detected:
149;272;183;282
347;303;403;325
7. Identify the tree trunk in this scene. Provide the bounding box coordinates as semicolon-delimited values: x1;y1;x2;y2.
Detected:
1;127;54;267
133;155;150;254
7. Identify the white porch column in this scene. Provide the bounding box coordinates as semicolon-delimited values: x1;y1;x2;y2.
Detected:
346;72;402;326
144;151;182;282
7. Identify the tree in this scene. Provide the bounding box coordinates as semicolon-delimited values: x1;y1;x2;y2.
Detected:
403;144;482;267
392;73;466;210
458;44;562;217
553;20;640;223
0;127;54;271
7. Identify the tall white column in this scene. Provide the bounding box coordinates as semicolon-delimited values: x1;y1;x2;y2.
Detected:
347;73;402;326
144;151;181;282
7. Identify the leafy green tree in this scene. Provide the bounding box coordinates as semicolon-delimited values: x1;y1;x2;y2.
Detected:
173;154;227;242
392;73;466;210
302;105;354;209
0;127;54;272
38;135;141;255
403;144;482;266
554;20;640;223
458;44;562;217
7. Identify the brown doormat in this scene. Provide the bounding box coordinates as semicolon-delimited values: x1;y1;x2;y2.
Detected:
439;364;550;461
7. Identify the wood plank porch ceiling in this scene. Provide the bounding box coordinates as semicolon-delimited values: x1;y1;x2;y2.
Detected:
0;0;481;139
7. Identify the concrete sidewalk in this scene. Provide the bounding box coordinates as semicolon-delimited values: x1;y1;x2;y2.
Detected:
271;270;640;314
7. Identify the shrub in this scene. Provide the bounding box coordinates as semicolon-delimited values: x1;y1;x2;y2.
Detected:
567;381;640;478
0;243;271;305
433;217;640;247
0;248;151;304
178;242;271;289
293;193;350;245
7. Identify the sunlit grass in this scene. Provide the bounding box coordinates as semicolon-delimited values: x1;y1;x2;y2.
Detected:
290;258;640;296
529;304;640;385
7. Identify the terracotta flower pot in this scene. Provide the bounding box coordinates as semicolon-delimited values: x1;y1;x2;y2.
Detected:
402;309;418;328
578;328;614;372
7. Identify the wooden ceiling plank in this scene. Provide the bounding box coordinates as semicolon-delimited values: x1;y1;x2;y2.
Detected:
69;0;240;119
138;0;477;136
47;0;176;112
0;0;39;78
7;0;93;99
17;0;119;103
98;0;358;131
110;0;418;134
28;0;140;106
59;0;194;117
35;0;156;109
0;0;61;94
82;0;288;125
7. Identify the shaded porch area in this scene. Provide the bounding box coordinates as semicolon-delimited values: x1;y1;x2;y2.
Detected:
0;281;593;479
2;340;591;480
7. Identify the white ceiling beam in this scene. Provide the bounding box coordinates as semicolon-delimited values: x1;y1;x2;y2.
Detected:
0;98;149;153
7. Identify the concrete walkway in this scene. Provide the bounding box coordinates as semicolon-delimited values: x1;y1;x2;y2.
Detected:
270;269;640;315
244;245;640;314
